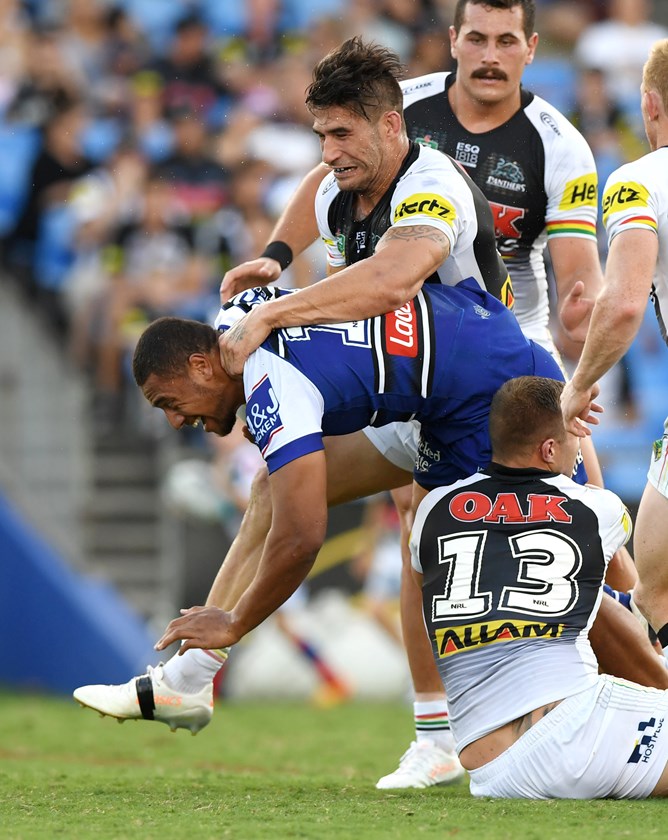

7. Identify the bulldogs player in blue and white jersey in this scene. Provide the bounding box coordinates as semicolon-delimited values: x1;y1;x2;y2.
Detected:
125;283;560;647
413;376;668;799
73;285;667;755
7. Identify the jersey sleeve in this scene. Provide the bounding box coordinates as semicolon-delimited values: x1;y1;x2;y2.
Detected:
533;101;598;244
409;485;450;574
314;172;347;268
601;159;659;245
242;348;325;474
390;151;472;254
582;485;633;559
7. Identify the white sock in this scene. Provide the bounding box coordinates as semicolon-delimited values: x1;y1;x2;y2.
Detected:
414;699;455;753
160;647;228;693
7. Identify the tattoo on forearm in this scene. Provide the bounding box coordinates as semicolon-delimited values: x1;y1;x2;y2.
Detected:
512;702;560;736
227;321;247;343
383;225;450;260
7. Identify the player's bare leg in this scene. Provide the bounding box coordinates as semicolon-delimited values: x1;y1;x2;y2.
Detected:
632;482;668;653
589;594;668;688
73;432;412;732
375;483;465;790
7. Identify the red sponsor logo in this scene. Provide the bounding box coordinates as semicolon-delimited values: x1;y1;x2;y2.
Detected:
449;492;572;523
385;300;418;357
489;202;525;238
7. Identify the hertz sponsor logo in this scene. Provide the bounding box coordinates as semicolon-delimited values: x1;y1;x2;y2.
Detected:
435;619;566;658
394;193;456;224
602;181;651;223
559;174;597;210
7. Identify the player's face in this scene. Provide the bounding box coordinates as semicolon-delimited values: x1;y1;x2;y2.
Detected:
311;105;389;194
141;367;243;437
449;3;538;108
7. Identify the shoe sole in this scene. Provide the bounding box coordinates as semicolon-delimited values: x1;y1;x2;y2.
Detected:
74;699;205;735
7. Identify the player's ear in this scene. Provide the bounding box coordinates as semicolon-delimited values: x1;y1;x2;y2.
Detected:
448;25;458;59
539;437;556;465
188;352;213;381
643;88;661;121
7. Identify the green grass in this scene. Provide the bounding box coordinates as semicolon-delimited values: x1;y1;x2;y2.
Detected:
0;691;664;839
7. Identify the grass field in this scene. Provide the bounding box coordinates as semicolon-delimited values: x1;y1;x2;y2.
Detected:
0;691;665;839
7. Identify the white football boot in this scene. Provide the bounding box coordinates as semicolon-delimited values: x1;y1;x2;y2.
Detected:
73;664;214;734
376;740;466;789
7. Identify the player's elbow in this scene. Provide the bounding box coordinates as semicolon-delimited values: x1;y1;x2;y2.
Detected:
371;266;423;312
275;520;326;572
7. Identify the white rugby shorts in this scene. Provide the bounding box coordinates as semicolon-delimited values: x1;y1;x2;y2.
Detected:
647;416;668;497
362;420;420;472
468;675;668;799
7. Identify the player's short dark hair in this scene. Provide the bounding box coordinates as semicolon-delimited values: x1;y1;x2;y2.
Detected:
132;316;218;386
453;0;536;41
305;36;405;121
489;376;565;460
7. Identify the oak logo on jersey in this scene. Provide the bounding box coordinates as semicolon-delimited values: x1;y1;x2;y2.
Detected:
246;374;283;455
394;193;456;225
435;619;566;658
449;491;573;524
602;181;651;223
385;299;419;357
559;174;597;210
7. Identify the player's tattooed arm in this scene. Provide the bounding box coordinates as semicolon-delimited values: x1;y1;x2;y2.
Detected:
379;225;450;262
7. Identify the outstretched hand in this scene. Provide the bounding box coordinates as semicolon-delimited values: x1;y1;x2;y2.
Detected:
559;280;596;343
219;306;272;376
155;606;240;653
220;257;282;302
561;379;603;437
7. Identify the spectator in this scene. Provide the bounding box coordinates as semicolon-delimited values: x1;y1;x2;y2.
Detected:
144;11;229;129
158;104;229;225
574;0;668;135
4;93;93;305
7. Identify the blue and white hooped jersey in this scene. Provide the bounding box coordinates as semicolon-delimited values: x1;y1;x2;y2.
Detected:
214;283;551;484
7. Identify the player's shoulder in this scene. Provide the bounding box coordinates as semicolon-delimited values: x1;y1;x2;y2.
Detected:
413;472;489;533
401;71;450;106
604;149;663;189
214;287;289;332
522;91;590;148
601;150;667;223
547;473;628;521
315;169;339;201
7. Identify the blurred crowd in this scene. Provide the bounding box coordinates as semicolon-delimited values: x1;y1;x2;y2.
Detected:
0;0;667;435
3;1;668;687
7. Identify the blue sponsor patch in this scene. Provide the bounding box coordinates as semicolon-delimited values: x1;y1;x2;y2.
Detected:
246;374;283;454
